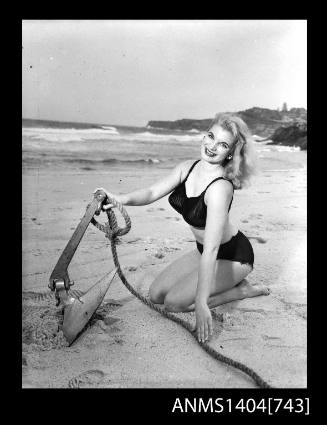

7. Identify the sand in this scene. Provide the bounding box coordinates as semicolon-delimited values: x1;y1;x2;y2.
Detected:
22;158;307;388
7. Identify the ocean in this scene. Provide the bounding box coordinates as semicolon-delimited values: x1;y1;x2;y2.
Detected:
22;119;306;173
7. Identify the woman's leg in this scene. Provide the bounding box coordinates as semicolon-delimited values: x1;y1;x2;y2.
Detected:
149;249;201;304
187;279;270;312
164;259;270;312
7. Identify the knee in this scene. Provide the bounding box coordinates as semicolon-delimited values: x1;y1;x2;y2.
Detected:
164;293;187;312
149;285;165;304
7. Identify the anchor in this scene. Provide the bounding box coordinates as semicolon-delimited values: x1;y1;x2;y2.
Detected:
49;189;122;344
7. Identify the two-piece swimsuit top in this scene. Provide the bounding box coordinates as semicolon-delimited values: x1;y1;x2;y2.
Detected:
168;160;234;228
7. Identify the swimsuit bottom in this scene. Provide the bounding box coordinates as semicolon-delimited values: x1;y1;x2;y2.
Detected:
196;230;254;268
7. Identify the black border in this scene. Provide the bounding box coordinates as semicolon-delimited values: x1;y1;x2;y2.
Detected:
15;16;314;418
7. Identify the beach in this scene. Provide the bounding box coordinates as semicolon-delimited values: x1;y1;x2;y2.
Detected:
22;123;307;388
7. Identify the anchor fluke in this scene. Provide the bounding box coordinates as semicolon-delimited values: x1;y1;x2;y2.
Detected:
62;268;118;344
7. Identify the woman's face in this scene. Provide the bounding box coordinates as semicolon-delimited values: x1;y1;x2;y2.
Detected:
201;124;235;164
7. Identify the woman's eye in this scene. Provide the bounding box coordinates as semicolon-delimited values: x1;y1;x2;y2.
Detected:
208;133;213;139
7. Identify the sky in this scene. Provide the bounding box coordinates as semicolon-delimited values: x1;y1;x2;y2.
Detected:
22;20;307;127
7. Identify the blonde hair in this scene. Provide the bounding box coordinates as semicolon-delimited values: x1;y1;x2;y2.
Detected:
210;113;257;189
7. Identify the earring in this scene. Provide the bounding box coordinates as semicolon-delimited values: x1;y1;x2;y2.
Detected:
227;155;233;160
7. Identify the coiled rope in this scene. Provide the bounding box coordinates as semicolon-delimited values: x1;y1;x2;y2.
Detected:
90;197;272;388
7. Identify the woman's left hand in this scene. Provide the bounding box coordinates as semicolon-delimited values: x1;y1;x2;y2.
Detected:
195;301;213;343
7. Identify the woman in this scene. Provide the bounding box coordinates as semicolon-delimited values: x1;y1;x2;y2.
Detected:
95;113;270;343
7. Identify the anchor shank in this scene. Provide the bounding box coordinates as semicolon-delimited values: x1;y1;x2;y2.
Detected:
49;192;107;290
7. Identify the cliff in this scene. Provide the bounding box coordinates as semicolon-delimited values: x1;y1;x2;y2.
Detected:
147;107;307;143
268;121;307;150
147;118;212;132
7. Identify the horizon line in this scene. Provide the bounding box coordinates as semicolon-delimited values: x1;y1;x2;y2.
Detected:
22;105;307;128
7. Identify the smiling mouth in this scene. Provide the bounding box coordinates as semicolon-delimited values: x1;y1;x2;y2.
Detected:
204;147;217;157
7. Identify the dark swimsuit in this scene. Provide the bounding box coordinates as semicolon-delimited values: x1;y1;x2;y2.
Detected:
168;160;254;268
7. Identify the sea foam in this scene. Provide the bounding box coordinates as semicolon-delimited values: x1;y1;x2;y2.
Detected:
22;126;120;142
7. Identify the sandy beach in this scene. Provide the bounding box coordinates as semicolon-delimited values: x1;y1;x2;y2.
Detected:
22;147;307;389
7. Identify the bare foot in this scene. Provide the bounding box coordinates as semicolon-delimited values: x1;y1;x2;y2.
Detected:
237;280;271;299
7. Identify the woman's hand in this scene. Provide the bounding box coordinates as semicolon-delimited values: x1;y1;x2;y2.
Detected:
93;187;123;209
195;301;213;343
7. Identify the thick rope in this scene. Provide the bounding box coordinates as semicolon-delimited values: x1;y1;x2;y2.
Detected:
92;197;272;388
22;197;272;387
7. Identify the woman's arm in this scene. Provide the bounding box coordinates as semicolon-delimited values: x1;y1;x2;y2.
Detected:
195;180;233;342
121;160;186;205
95;160;192;208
